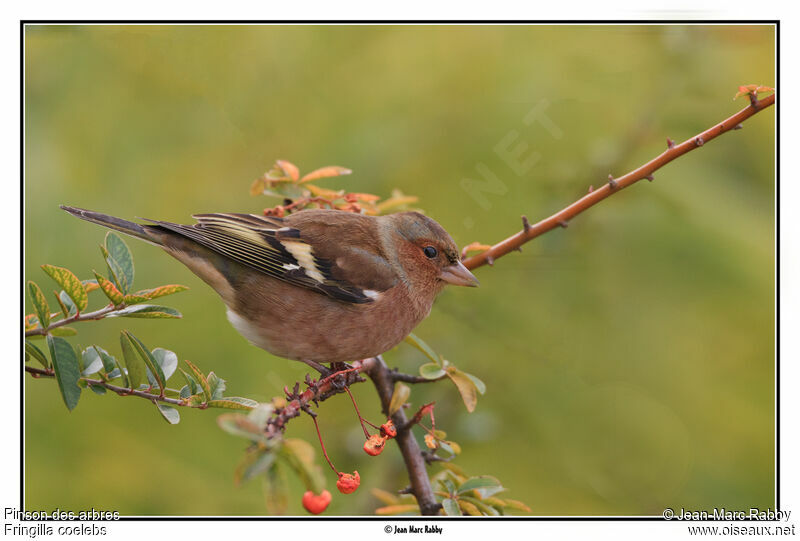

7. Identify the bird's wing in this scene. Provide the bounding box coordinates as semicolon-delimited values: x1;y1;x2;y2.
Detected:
144;212;393;304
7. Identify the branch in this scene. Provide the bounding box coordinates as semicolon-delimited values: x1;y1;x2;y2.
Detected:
366;356;440;516
25;303;118;337
25;365;189;406
462;92;775;271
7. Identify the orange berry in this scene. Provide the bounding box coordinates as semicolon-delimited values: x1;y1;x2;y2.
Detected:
363;434;387;456
336;471;360;494
380;420;397;439
301;490;332;514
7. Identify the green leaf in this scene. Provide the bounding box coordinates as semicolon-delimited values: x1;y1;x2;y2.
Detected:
49;326;77;337
41;265;88;312
405;333;440;365
27;281;50;329
419;363;446;379
81;348;104;376
207;372;226;400
130;284;189;302
155;402;180;424
263;462;289;515
88;384;107;396
25;340;49;369
90;346;116;373
46;335;82;411
53;291;70;318
446;367;479;413
442;498;461;516
105;232;134;293
184;360;211;401
465;372;486;395
459;495;500;516
280;438;325;494
93;272;124;305
111;358;129;388
119;331;146;389
235;448;277;485
125;331;166;391
178;368;198;395
247;403;275;428
388;382;410;415
151;348;178;381
208;397;258;410
105;304;182;319
217;413;268;444
457;476;501;494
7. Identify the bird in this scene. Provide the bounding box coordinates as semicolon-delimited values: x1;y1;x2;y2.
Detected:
60;206;479;371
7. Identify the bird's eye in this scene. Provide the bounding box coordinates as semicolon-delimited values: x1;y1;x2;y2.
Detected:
423;246;438;258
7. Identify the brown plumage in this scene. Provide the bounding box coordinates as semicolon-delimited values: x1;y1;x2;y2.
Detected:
61;206;479;365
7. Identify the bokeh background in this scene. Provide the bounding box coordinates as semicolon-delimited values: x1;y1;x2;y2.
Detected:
24;25;775;516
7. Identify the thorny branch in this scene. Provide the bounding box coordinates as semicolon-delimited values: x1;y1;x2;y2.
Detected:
462;92;775;271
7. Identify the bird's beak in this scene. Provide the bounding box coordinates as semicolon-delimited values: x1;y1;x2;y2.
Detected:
439;261;480;287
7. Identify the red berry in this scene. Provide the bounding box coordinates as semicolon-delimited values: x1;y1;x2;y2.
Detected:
380;420;397;439
301;490;332;514
336;471;360;494
363;434;387;456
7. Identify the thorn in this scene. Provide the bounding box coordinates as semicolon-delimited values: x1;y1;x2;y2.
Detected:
695;137;704;147
588;185;594;193
607;175;618;189
645;174;654;182
515;246;523;253
734;123;743;130
667;138;675;149
486;255;495;266
521;215;531;233
558;220;569;228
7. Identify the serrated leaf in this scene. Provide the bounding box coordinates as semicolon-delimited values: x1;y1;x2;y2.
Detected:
446;367;479;412
184;360;211;401
106;304;181;319
375;504;420;516
41;264;88;312
419;363;446;379
263;462;289;515
81;348;104;376
208;397;258;410
28;281;50;329
299;165;352;183
46;335;81;411
120;331;146;389
151;348;178;381
49;327;77;337
25;340;49;369
155;402;180;424
125;331;166;391
105;232;134;293
457;476;501;494
442;498;461;516
388;382;410;415
93;272;124;305
404;333;440;365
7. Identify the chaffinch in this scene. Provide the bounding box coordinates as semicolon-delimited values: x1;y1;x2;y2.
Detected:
60;206;479;366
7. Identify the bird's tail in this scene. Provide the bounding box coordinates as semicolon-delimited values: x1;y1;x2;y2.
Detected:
60;205;160;245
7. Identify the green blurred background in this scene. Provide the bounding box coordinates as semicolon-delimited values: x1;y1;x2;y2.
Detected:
24;25;775;516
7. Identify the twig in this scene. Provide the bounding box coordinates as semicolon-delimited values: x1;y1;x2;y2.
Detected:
390;370;447;384
462;93;775;271
25;365;189;407
25;304;119;337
